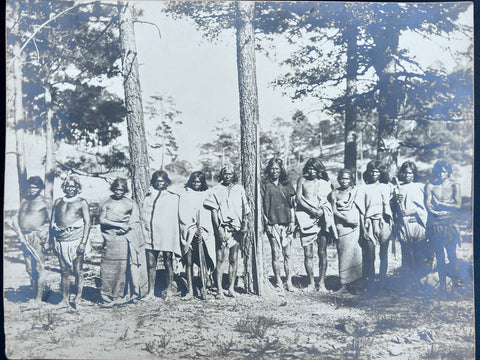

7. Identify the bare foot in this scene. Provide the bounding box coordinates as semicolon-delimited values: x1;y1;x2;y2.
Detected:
59;300;71;309
183;292;193;301
317;285;329;294
162;289;174;300
216;290;225;299
226;289;236;298
285;282;295;292
304;284;315;292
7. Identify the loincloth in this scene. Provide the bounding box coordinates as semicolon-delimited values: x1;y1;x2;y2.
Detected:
219;225;243;249
364;217;391;245
266;224;292;248
426;221;460;248
54;226;83;272
22;223;49;248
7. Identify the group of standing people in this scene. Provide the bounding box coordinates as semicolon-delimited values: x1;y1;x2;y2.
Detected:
14;156;462;308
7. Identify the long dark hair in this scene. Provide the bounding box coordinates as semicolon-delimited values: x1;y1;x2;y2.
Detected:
264;157;289;185
302;157;329;181
150;170;172;189
363;160;389;184
185;171;208;191
398;161;418;183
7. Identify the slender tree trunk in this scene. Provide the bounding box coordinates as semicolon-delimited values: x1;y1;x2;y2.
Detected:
344;21;357;175
118;2;150;204
236;1;263;295
44;87;55;200
373;28;401;178
376;58;400;178
13;43;28;200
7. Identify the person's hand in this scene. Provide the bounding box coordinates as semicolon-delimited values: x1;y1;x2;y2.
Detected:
396;193;405;203
77;243;86;255
287;222;295;235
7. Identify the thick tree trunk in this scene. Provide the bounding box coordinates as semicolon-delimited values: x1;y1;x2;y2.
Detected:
13;44;28;200
344;22;357;176
118;2;150;204
44;87;55;200
236;1;263;295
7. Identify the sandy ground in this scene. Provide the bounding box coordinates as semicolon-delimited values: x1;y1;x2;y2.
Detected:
3;223;475;360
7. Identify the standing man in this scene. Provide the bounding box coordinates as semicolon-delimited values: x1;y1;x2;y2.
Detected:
14;176;52;303
51;175;91;308
425;160;462;295
204;165;249;298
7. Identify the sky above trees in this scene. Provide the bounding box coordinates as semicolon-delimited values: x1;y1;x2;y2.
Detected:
117;1;472;167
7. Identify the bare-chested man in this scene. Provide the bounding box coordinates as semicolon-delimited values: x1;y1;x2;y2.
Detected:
425;160;462;295
51;175;91;308
14;176;52;303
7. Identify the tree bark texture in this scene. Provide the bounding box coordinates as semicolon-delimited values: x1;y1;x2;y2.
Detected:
235;1;263;295
344;22;357;176
373;30;401;178
118;2;150;204
44;87;55;201
13;42;28;200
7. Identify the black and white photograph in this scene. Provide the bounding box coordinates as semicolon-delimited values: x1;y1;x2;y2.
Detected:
4;1;474;359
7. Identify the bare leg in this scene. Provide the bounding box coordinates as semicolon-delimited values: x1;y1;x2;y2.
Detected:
283;242;294;291
215;245;226;298
184;250;193;299
303;243;315;291
379;240;389;280
361;238;375;282
268;235;283;288
73;255;85;305
317;233;328;291
227;244;239;297
36;267;47;302
163;252;174;298
60;265;71;307
146;250;158;298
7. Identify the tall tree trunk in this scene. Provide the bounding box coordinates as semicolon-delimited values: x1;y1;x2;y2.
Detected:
373;27;401;178
13;43;28;200
236;1;263;295
44;87;55;200
118;2;150;204
376;58;400;178
344;21;357;176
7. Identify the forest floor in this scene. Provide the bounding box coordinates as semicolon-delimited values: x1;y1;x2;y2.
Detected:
3;219;475;360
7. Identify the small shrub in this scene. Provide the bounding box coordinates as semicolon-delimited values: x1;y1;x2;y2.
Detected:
235;315;280;339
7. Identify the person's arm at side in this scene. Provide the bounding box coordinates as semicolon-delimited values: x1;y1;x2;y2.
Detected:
77;199;91;254
13;201;28;245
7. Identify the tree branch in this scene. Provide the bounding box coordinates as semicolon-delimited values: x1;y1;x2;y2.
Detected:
133;20;162;39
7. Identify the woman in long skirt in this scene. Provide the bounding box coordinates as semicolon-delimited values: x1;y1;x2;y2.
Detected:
331;169;362;293
99;178;148;305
